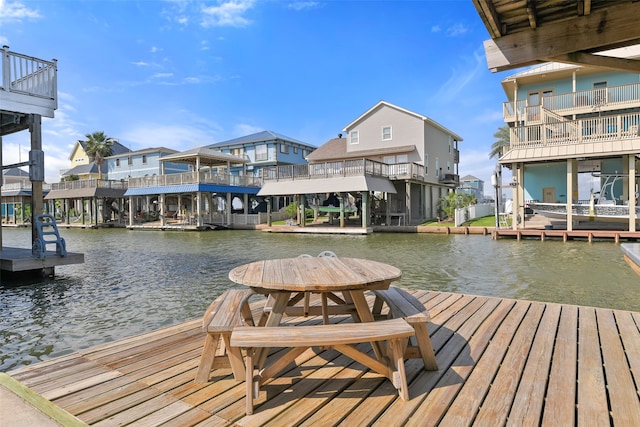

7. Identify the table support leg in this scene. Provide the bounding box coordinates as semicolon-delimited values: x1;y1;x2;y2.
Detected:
256;292;291;368
348;290;385;360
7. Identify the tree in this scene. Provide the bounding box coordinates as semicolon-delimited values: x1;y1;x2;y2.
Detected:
438;192;477;221
489;125;510;159
82;131;115;179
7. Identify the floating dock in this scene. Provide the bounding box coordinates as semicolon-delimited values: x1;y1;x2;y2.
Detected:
0;247;84;277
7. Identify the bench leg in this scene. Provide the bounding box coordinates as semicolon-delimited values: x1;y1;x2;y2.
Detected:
223;334;246;381
411;322;438;371
388;338;409;401
246;347;256;415
195;333;221;383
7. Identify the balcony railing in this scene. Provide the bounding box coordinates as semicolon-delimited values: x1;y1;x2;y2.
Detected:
261;158;438;184
1;182;52;192
50;179;128;191
503;82;640;123
509;112;640;148
127;171;262;188
2;46;57;102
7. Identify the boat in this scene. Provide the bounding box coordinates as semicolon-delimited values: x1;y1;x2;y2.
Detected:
528;174;640;223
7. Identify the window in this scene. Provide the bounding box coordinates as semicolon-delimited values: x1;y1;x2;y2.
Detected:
142;155;147;164
280;144;289;154
350;130;359;145
382;126;392;141
116;158;120;167
424;154;428;175
256;145;268;161
383;156;395;164
231;147;244;157
397;154;408;163
594;81;608;105
447;161;451;171
293;146;299;154
128;156;133;166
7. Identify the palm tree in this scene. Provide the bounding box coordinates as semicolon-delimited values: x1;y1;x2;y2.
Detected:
82;131;115;179
489;125;510;159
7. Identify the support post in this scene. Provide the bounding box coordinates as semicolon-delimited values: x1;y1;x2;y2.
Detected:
29;115;43;243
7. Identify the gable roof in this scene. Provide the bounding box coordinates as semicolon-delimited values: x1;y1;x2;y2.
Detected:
206;130;315;149
344;101;463;142
460;175;481;181
306;137;416;163
3;167;29;178
73;139;131;160
61;163;98;177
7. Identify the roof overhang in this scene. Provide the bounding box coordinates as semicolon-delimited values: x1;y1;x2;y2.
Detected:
474;0;640;72
499;138;640;164
257;175;397;196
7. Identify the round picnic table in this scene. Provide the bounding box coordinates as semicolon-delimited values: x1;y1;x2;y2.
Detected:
229;257;402;357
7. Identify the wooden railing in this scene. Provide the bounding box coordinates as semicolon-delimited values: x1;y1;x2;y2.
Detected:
2;46;57;101
509;112;640;148
50;179;127;191
261;158;431;182
127;171;261;188
503;82;640;122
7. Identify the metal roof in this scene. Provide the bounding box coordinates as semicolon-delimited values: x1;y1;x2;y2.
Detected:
257;175;397;196
124;184;259;196
207;130;315;149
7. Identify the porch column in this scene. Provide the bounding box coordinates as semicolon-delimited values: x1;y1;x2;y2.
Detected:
197;192;202;226
629;155;637;232
160;194;166;226
339;194;345;228
300;194;306;228
29;114;43;243
226;192;232;225
566;159;575;231
128;197;134;227
405;181;411;225
267;197;272;227
244;193;248;226
361;191;369;228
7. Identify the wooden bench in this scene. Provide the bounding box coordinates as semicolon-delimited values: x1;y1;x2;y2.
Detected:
194;288;257;383
230;318;415;415
372;286;438;371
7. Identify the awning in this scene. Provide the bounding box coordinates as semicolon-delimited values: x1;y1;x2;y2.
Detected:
124;184;260;196
257;175;397;196
499;138;640;164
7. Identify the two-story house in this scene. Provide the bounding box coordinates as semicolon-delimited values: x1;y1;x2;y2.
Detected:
498;46;640;232
259;101;462;228
457;175;485;202
62;139;130;180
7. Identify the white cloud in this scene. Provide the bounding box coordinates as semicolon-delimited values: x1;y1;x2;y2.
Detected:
431;25;441;33
0;0;41;23
430;46;485;104
233;123;262;136
121;123;221;151
200;0;255;28
446;23;469;37
287;2;320;11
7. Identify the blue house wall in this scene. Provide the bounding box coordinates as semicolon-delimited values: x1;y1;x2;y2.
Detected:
516;71;640;100
107;151;189;180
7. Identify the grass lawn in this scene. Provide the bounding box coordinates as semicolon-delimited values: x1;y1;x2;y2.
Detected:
421;215;507;227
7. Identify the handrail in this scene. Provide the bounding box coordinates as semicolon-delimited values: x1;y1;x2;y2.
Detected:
127;171;261;188
2;46;57;101
503;82;640;122
50;179;128;191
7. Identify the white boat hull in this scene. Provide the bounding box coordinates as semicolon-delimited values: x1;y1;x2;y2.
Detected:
528;202;640;223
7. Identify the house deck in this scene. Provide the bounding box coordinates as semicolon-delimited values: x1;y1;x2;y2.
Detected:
5;289;640;426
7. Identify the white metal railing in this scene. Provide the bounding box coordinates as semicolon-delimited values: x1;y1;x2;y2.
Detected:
509;112;640;148
503;82;640;122
1;182;52;192
127;171;262;188
2;46;57;100
50;179;127;191
262;159;429;182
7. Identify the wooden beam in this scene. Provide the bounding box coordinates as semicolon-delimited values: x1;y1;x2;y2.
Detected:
547;51;640;73
526;1;537;29
472;0;502;38
484;2;640;72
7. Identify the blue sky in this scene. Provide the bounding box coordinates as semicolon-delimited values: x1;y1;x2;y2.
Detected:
1;0;509;190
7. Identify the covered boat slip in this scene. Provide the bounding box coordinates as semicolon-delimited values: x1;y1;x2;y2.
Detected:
5;289;640;426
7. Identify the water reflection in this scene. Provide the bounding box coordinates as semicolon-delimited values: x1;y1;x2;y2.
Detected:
1;227;638;371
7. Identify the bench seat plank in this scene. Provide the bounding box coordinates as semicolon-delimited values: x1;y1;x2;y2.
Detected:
231;318;415;415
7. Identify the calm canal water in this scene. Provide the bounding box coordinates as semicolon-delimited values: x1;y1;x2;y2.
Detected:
1;227;638;372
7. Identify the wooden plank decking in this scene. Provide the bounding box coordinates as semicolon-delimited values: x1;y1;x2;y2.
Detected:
6;290;640;426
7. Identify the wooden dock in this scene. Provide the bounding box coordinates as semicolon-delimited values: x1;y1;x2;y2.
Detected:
0;246;84;275
493;228;640;242
5;289;640;426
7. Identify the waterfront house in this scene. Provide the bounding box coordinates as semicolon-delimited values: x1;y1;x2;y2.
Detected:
498;46;640;232
457;175;485;202
61;138;130;180
259;101;462;227
121;131;315;229
1;167;51;225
